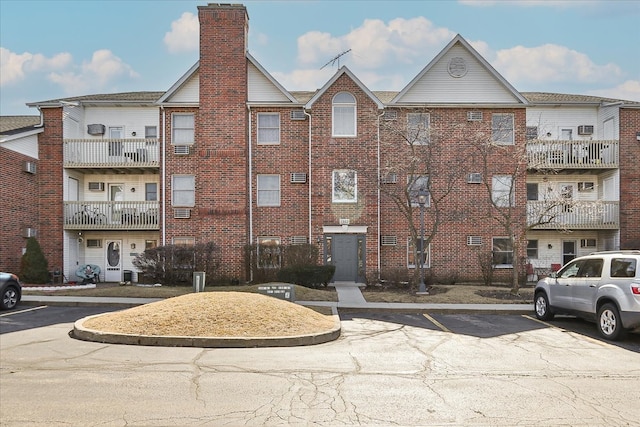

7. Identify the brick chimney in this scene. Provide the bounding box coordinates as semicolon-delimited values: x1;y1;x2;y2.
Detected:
197;3;250;280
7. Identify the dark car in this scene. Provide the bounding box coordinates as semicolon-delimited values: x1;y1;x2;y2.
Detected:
1;272;22;310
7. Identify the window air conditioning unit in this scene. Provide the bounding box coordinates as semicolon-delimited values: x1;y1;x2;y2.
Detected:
381;173;398;184
174;208;191;219
381;235;398;246
22;227;37;238
526;126;539;140
173;145;190;155
383;110;398;120
467;111;483;121
88;182;105;191
577;125;594;135
580;238;596;248
290;236;308;245
467;173;482;184
23;161;37;174
290;110;307;120
467;236;482;246
86;239;102;248
87;124;106;135
290;173;307;183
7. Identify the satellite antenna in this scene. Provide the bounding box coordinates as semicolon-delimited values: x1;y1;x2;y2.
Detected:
320;49;352;70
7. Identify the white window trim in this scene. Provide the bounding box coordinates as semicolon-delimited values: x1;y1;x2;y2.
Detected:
257;174;281;207
332;169;357;203
257;236;282;269
408;175;430;207
407;237;431;269
172;175;195;207
172;113;195;145
492;237;513;268
492;113;514;145
407;112;430;145
257;113;281;145
332;92;357;137
492;175;514;207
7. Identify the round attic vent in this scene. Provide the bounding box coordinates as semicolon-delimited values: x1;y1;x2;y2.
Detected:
448;57;467;78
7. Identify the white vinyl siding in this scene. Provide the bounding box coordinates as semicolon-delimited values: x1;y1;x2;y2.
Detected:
332;92;356;137
248;63;291;102
257;175;280;206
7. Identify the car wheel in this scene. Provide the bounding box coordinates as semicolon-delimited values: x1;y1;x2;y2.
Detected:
1;286;19;310
534;291;554;321
597;303;625;341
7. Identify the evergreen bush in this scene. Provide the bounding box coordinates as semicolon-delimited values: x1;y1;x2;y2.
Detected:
19;237;50;284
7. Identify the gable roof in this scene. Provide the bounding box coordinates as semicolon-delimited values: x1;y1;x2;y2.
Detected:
305;66;385;110
391;34;528;105
247;53;299;104
156;62;199;105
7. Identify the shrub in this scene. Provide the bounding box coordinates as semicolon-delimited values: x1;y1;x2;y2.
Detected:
277;265;336;288
133;242;221;286
244;243;322;284
19;237;50;284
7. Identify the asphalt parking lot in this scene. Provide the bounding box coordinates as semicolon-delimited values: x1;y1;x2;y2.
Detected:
2;305;640;426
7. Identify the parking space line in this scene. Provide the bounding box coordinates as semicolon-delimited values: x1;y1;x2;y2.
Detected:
521;314;616;348
0;305;48;317
423;313;450;332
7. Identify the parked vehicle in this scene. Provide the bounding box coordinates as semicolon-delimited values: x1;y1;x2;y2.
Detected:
534;251;640;340
1;272;22;310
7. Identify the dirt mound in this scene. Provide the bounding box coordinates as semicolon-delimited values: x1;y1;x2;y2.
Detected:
82;292;336;337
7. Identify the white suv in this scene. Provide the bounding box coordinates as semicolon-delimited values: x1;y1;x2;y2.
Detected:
534;250;640;340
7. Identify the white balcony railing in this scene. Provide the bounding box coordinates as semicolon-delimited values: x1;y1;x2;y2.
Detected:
527;140;618;169
64;201;159;230
527;200;619;229
64;139;159;168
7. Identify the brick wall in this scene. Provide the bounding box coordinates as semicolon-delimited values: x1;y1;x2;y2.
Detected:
0;148;39;273
619;108;640;249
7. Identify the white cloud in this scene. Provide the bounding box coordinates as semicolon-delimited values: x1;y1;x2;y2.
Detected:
588;80;640;102
491;44;622;84
49;49;138;95
1;47;71;86
164;12;199;53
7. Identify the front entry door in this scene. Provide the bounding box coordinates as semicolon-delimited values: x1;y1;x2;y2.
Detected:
326;234;365;282
105;240;122;282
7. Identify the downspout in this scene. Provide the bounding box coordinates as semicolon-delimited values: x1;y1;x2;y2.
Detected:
304;109;312;246
161;106;166;246
376;109;385;277
247;105;253;282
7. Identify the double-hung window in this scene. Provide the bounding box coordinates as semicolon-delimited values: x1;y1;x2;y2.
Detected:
332;170;357;203
332;92;356;137
257;237;281;268
257;175;280;206
493;237;513;267
492;175;513;207
257;113;280;144
407;113;430;144
172;114;194;145
492;113;514;144
172;175;195;207
408;175;430;207
408;237;430;268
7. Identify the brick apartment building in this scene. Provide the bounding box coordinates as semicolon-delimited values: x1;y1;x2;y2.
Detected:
1;3;638;285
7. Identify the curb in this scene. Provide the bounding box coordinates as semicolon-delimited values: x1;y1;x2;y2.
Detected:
71;307;342;348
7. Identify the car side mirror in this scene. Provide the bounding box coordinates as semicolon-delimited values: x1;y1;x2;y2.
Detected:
549;272;557;279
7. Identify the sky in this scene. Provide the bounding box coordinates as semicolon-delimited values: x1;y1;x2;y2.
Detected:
1;0;639;116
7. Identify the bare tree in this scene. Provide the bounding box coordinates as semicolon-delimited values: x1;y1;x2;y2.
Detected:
376;109;469;286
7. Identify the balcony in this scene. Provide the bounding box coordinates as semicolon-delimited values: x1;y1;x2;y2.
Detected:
64;201;159;230
527;200;619;230
64;139;159;173
527;140;618;170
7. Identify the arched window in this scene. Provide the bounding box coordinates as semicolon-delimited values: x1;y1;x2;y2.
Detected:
332;92;356;137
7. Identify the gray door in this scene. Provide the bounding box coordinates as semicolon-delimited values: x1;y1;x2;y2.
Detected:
326;234;365;282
